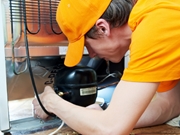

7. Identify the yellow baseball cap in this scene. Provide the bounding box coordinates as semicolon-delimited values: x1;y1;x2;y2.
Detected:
56;0;111;67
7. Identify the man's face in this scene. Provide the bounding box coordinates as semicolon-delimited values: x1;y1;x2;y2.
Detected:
85;24;131;63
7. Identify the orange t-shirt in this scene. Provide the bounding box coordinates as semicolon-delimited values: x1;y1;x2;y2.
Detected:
121;0;180;92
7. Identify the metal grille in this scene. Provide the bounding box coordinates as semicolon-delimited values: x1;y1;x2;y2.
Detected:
9;0;62;34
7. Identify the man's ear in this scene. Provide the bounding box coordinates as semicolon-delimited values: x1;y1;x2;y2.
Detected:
95;19;110;37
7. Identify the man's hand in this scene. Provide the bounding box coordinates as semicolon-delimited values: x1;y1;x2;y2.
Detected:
86;103;103;110
32;86;56;120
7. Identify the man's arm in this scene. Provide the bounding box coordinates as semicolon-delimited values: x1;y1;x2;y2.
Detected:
33;81;158;135
135;81;180;128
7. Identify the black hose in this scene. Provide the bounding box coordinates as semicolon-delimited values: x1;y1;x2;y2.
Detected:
22;0;55;117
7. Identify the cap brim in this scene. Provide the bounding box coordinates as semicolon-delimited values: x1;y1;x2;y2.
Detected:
64;36;85;67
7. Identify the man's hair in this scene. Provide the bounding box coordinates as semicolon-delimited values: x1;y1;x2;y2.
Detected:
85;0;134;39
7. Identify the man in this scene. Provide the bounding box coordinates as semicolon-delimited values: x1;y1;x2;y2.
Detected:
32;0;180;134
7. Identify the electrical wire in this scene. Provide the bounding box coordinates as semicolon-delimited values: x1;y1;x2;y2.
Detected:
48;121;65;135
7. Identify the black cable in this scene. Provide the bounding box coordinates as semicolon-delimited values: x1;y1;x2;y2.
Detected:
22;0;55;117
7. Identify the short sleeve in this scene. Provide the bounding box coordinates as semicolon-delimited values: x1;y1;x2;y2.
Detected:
122;3;180;82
